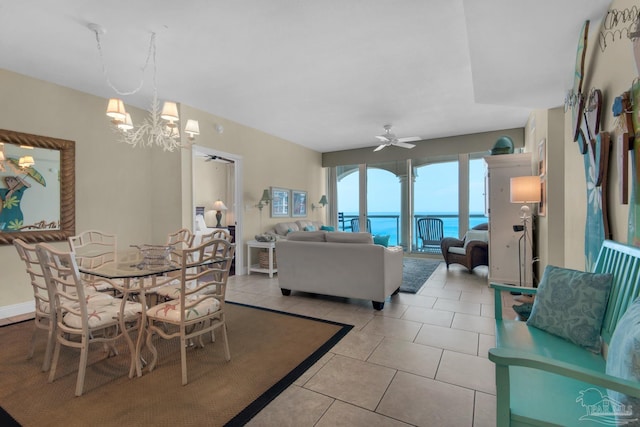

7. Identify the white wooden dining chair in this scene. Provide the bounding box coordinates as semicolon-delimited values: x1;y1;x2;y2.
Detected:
36;242;143;396
145;238;235;385
13;238;56;372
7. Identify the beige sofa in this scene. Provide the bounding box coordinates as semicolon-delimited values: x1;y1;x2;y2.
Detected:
276;231;403;310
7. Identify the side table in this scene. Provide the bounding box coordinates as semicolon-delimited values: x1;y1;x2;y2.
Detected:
247;240;277;278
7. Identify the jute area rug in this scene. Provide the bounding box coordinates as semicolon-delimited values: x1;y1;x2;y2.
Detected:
401;257;442;293
0;302;351;427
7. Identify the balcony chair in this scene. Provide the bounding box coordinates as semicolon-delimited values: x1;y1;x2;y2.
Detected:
350;218;371;233
145;238;236;385
36;242;142;396
416;217;444;254
440;223;489;272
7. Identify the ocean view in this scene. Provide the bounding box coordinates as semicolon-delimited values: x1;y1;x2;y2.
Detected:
340;212;487;247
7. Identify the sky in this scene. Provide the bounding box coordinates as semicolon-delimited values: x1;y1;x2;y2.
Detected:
338;159;486;214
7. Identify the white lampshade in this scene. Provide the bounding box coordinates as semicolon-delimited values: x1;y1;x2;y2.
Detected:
18;155;35;168
161;101;179;122
185;119;200;139
117;113;134;131
106;98;126;121
510;176;541;204
212;200;228;211
0;144;5;161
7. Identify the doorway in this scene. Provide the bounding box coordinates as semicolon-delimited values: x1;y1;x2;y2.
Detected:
192;145;244;274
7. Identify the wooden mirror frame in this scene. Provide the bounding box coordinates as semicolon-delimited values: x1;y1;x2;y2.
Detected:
0;129;75;244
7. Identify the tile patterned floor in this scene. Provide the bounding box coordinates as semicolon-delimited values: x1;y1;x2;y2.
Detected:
2;261;521;426
231;263;518;427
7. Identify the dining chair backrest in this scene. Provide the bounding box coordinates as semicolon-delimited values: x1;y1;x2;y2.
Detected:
68;230;117;269
13;238;55;371
37;243;88;327
181;238;236;301
200;228;232;244
167;228;194;249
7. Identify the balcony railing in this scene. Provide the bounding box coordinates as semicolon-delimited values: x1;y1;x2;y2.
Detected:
338;212;487;252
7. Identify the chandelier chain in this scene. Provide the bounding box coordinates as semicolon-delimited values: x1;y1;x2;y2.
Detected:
93;29;156;97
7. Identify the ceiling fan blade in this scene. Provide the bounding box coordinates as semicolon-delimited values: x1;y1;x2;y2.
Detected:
394;141;416;149
373;144;387;152
375;135;390;142
397;136;421;143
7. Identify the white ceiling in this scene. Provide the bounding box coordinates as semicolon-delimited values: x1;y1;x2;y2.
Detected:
0;0;611;153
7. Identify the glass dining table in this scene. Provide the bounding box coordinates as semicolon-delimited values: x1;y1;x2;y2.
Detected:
77;247;205;378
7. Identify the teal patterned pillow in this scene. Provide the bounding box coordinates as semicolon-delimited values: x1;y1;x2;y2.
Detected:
527;265;613;353
373;234;390;247
320;225;335;231
606;297;640;425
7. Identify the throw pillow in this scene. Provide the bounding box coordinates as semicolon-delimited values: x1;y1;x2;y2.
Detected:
320;225;335;231
527;265;613;353
606;297;640;425
373;234;390;247
304;225;316;231
464;229;488;249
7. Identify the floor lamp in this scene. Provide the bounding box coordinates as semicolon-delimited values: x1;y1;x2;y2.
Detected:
510;176;541;287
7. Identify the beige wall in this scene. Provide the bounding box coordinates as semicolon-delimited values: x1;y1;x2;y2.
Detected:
0;69;324;314
561;0;636;269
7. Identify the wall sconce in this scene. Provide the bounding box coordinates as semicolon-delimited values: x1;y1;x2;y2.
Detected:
256;189;271;211
211;200;228;227
311;195;328;211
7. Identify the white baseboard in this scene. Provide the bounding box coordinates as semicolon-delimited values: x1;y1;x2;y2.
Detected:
0;301;34;320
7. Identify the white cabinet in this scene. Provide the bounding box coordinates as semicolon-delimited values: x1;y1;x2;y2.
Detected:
484;153;533;286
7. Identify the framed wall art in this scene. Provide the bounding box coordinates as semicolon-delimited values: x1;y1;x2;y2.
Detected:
271;187;290;217
292;190;307;217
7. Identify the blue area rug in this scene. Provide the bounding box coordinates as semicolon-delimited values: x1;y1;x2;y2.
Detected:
401;258;442;293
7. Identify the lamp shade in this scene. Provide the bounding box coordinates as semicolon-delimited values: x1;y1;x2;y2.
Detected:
212;200;228;211
318;195;328;206
260;189;271;202
106;98;126;121
118;113;134;131
18;155;35;168
161;101;179;122
510;176;541;203
185;119;200;138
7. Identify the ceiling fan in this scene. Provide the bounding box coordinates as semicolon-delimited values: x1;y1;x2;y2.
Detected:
373;125;421;152
199;154;234;164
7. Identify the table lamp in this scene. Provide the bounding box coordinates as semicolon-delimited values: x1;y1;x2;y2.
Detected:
212;200;228;228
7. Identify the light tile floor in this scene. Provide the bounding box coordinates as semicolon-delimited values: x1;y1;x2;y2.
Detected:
230;262;520;427
2;261;521;426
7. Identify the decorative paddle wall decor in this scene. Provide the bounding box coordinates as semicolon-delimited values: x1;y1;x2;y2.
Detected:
567;20;612;270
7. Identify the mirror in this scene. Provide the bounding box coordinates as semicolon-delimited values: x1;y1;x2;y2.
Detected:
0;129;75;244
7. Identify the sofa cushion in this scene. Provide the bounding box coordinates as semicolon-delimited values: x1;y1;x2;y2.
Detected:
304;225;316;231
448;246;466;255
527;265;613;353
373;234;390;247
286;231;327;242
325;232;373;244
274;222;299;236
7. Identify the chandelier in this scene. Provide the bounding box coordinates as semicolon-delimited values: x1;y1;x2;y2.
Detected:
89;24;199;152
